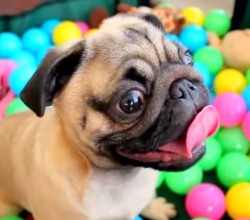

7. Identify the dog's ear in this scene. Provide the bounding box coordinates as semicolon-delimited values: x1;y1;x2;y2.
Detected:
138;13;166;33
20;41;85;117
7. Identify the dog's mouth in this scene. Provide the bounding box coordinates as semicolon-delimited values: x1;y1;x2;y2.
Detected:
115;106;219;168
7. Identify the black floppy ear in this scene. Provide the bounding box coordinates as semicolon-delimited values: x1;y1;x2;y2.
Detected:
20;41;85;117
138;13;166;33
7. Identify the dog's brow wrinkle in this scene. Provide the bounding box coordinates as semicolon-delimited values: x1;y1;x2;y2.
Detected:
89;97;107;112
81;116;87;129
126;27;162;66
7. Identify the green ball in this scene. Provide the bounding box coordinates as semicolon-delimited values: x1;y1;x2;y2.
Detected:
216;152;250;188
156;171;166;188
0;217;23;220
216;127;250;154
165;164;203;195
191;218;210;220
197;137;222;171
6;97;29;116
194;46;224;75
204;9;231;37
246;68;250;85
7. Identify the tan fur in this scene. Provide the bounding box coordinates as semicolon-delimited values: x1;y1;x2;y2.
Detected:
0;15;201;220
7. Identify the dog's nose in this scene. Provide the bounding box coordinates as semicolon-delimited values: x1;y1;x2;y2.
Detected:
170;79;197;99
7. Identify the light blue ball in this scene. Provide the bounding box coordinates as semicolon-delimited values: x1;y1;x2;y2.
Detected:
41;19;60;36
36;45;54;65
0;32;22;58
8;64;37;96
22;28;51;54
165;33;180;43
10;50;36;66
179;25;208;54
193;62;212;88
134;216;143;220
242;86;250;111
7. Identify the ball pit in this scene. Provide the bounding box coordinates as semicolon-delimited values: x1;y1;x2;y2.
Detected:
185;183;226;220
0;217;23;220
0;5;249;220
226;182;250;219
216;152;250;188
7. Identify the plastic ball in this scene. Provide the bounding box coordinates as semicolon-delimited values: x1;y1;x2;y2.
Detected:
242;86;250;110
0;59;17;88
197;137;222;171
246;68;250;85
193;46;223;75
6;97;29;116
193;62;212;87
53;21;82;46
134;216;143;220
156;172;166;188
165;33;180;43
10;50;36;66
41;18;60;36
217;127;250;154
22;28;51;54
216;152;250;188
36;45;53;65
179;25;208;54
8;65;36;96
226;182;250;219
185;183;226;220
165;164;202;195
182;7;205;27
0;32;22;58
204;9;231;37
0;217;24;220
75;21;90;35
213;93;247;127
85;28;98;37
191;218;210;220
214;69;246;94
242;112;250;140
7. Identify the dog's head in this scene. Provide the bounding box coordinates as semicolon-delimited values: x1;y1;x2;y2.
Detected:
20;14;219;171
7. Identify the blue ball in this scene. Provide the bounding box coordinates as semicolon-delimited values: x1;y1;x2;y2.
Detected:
242;86;250;111
22;28;51;54
41;19;60;36
193;62;212;88
10;50;36;66
134;216;143;220
36;45;54;65
9;64;37;96
165;33;180;43
179;25;208;54
0;32;22;58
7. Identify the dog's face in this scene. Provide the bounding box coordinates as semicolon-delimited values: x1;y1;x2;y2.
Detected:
21;14;219;171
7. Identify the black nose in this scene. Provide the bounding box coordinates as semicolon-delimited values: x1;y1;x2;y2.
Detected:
170;79;198;99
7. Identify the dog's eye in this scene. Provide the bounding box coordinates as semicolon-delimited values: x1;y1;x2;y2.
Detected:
118;90;144;114
184;51;194;66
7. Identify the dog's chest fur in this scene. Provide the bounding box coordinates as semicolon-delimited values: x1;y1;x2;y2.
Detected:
82;167;158;220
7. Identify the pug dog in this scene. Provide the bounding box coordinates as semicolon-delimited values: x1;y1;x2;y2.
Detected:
0;14;219;220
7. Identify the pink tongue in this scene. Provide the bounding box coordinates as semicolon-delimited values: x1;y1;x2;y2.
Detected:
185;105;220;157
159;105;220;158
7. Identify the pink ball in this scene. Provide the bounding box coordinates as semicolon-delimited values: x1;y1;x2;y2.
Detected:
185;183;226;220
242;112;250;140
75;21;90;34
213;93;247;127
0;59;17;88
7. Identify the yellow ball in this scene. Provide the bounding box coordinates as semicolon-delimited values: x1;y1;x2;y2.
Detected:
53;21;82;46
226;182;250;218
85;28;98;37
214;68;247;94
182;7;205;27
